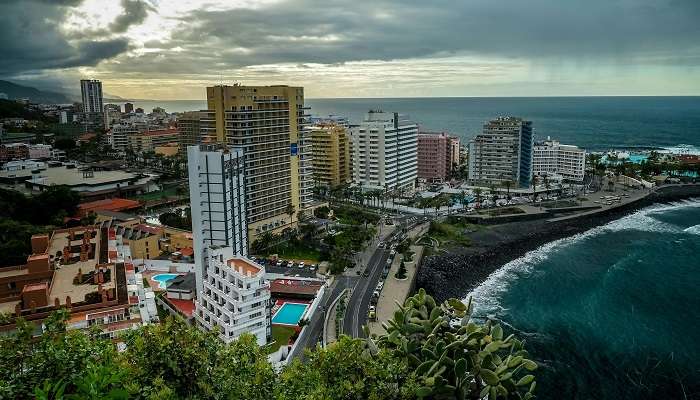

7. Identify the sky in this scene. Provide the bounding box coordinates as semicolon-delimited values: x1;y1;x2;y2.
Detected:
1;0;700;99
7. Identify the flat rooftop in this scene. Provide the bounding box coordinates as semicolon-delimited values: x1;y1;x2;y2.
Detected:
0;166;137;187
47;230;115;305
227;258;262;277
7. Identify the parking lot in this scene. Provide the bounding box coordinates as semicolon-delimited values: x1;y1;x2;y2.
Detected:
253;257;319;278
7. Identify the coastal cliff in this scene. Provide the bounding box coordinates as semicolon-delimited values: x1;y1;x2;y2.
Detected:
417;184;700;302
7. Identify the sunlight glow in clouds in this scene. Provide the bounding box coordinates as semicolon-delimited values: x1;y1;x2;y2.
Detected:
1;0;699;99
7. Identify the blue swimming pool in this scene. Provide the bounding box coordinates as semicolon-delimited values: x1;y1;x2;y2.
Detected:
272;303;309;325
152;273;179;289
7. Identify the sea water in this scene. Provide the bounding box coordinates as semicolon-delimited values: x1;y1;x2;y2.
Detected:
467;199;700;399
129;96;700;152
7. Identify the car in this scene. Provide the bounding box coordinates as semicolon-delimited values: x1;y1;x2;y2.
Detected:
363;269;370;277
376;282;384;291
372;290;380;298
299;261;305;268
276;260;282;267
369;305;376;312
368;310;376;320
378;241;384;248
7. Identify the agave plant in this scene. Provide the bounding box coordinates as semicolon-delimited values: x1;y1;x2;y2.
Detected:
367;288;537;400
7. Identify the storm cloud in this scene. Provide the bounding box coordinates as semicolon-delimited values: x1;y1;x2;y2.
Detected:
156;0;700;70
0;0;131;76
1;0;699;97
110;0;153;33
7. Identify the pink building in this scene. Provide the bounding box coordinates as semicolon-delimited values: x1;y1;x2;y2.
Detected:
417;132;460;182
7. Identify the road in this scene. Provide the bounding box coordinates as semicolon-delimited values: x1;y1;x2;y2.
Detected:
342;217;424;338
342;246;391;337
288;274;357;361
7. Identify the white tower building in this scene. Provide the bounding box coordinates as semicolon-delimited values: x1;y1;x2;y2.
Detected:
350;111;417;191
187;144;269;344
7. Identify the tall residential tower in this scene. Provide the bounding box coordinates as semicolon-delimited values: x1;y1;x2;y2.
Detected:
468;117;533;187
350;111;418;191
205;84;310;240
187;144;270;345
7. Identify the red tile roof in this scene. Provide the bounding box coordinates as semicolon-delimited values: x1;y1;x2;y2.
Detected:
180;247;194;257
77;198;142;217
167;298;195;317
270;279;323;296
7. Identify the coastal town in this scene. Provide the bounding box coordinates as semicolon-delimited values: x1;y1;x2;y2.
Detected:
1;80;699;370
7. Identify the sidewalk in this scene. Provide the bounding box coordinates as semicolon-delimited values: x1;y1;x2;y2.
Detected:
367;245;424;336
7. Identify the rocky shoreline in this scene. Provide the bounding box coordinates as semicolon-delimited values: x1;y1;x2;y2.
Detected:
417;184;700;302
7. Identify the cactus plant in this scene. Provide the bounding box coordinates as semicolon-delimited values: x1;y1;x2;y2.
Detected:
368;288;537;400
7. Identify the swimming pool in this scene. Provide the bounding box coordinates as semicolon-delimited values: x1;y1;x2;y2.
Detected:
272;302;309;325
152;273;179;289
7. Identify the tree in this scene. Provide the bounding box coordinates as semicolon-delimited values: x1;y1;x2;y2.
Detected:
285;203;295;226
474;188;483;209
395;260;407;279
278;335;418;400
372;289;538;400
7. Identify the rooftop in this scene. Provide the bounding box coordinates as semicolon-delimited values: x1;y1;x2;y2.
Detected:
270;278;324;296
227;258;262;277
77;198;142;216
0;165;138;187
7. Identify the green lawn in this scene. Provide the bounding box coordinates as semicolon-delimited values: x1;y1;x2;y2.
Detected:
428;218;480;248
133;187;182;202
265;325;296;354
259;245;321;262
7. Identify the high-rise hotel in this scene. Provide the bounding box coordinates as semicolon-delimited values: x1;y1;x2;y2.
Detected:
468;117;534;188
79;79;104;133
350;111;418;191
205;85;312;240
187;144;270;345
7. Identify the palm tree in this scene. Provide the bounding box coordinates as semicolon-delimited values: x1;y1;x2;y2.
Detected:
531;175;539;201
543;176;551;200
459;190;467;211
502;179;513;200
474;188;483;209
285;203;295;226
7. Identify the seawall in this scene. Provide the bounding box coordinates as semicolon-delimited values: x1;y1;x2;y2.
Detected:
417;184;700;302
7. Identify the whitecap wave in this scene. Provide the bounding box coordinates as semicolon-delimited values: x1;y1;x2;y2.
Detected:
465;198;700;313
684;224;700;235
659;144;700;156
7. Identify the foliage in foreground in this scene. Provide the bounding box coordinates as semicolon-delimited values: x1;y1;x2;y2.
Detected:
0;290;536;400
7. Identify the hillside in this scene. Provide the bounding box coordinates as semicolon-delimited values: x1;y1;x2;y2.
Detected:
0;80;71;104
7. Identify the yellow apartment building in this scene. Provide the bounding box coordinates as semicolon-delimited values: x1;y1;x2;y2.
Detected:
205;84;312;241
309;123;350;186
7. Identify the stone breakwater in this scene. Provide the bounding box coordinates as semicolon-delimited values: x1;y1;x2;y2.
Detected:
417;184;700;302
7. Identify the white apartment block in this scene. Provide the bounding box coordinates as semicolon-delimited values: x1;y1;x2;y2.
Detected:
188;144;248;269
532;137;586;182
187;144;269;344
80;79;103;114
196;246;270;345
28;144;52;159
108;124;138;151
468;117;534;188
350;111;418;191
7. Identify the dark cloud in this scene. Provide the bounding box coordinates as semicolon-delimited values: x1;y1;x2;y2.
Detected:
110;0;153;33
156;0;700;71
0;0;131;76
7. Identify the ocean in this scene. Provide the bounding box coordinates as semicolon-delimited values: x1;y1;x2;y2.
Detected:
129;96;700;152
467;199;700;399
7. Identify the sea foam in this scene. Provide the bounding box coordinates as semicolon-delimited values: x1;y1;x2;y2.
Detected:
465;198;700;314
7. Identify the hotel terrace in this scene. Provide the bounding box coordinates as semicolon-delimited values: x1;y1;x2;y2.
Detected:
0;225;156;339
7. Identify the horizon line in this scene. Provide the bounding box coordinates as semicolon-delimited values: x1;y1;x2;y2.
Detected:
110;94;700;102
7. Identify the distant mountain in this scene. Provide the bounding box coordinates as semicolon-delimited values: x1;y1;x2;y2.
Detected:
0;80;72;104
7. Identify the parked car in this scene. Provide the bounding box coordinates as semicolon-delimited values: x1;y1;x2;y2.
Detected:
363;269;370;277
298;261;305;268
